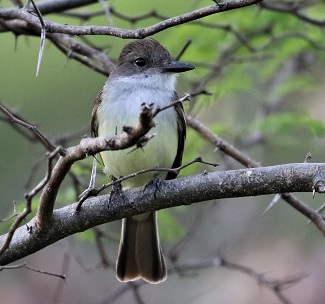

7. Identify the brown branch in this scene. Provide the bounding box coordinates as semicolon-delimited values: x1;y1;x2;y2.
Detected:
168;208;209;263
0;202;18;222
0;262;65;279
77;156;217;208
1;162;325;265
92;227;111;268
186;115;325;236
219;255;304;304
0;102;61;153
0;0;262;38
0;146;62;255
186;115;260;168
103;254;303;304
0;19;114;75
170;255;303;304
32;0;99;15
47;32;115;76
259;2;325;27
60;5;274;54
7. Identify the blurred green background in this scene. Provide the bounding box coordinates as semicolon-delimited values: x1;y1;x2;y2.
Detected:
1;0;325;303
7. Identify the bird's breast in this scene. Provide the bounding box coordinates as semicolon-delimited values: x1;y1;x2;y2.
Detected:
97;86;179;188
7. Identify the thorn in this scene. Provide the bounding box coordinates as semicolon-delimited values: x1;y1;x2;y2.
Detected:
29;0;46;77
262;194;281;216
108;180;126;211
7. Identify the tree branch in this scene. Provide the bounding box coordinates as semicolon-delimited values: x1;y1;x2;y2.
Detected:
0;0;262;38
186;115;325;232
0;102;60;153
1;162;325;265
34;0;99;15
259;2;325;27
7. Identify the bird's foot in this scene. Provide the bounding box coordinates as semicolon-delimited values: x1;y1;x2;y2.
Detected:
143;176;163;199
107;180;127;211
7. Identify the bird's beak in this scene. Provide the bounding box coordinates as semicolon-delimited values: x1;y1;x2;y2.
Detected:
160;60;195;73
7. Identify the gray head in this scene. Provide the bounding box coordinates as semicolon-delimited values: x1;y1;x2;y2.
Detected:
112;39;195;77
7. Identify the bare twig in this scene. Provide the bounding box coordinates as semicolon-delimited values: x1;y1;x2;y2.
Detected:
175;39;192;61
49;250;71;304
102;254;302;304
219;255;304;304
0;146;62;255
0;262;65;279
92;227;111;268
0;102;61;153
187;115;260;168
77;156;217;209
0;0;262;38
259;1;325;27
186;115;325;235
47;32;114;76
129;282;146;304
0;202;18;223
169;208;209;263
153;93;191;117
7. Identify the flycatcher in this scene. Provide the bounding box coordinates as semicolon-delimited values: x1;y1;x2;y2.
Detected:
91;39;194;283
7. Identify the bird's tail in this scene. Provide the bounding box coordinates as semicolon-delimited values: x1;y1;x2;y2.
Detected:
116;211;167;283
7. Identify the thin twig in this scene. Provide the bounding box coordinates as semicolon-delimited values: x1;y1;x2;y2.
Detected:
186;115;325;236
0;102;61;153
0;0;262;38
219;255;305;304
175;39;192;61
153;93;191;117
77;156;217;209
0;146;62;255
92;227;111;268
0;202;18;222
0;262;65;279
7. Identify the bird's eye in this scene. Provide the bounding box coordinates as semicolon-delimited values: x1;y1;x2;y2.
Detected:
134;58;146;67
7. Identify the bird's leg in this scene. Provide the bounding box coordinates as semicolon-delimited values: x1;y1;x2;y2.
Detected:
143;176;163;199
77;158;99;209
107;178;127;211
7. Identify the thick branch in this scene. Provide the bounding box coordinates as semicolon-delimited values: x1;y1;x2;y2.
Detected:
1;163;325;265
186;115;325;232
35;0;99;15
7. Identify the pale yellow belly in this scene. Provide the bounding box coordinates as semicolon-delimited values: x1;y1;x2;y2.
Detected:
99;119;178;188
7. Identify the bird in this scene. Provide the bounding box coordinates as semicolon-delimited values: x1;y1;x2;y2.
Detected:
91;38;194;283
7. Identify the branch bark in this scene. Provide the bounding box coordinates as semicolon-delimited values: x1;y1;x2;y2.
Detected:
0;0;262;38
0;162;325;265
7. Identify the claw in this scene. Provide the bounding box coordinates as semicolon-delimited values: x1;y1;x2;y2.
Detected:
143;176;163;199
76;187;99;211
108;180;127;211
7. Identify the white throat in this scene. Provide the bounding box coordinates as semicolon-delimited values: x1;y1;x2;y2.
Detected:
98;72;178;132
103;72;177;108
